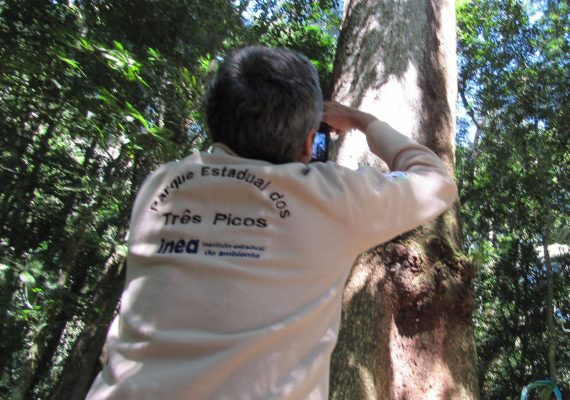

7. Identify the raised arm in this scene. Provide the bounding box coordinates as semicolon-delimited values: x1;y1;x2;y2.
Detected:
322;101;458;252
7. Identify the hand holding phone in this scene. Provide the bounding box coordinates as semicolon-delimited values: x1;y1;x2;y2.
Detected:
311;122;331;163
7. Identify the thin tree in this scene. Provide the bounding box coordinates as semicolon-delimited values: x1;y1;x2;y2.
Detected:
328;0;479;398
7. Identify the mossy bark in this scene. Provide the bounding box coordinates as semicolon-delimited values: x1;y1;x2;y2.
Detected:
329;0;479;398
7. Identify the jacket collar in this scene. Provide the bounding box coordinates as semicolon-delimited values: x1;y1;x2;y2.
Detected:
211;142;238;156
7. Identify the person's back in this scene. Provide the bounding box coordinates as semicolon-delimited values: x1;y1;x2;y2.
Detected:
87;46;457;400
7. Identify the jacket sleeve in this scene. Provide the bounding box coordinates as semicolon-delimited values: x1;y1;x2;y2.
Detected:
342;120;458;254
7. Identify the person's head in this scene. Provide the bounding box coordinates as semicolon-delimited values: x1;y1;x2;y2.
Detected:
206;46;323;164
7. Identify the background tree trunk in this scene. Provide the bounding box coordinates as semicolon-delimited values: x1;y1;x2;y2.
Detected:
48;259;126;400
543;229;557;382
328;0;479;398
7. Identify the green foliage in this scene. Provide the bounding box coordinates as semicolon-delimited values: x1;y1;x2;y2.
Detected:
231;0;341;94
457;0;569;397
3;0;566;398
0;0;342;398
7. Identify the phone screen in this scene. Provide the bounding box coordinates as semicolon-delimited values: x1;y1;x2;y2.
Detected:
311;123;331;163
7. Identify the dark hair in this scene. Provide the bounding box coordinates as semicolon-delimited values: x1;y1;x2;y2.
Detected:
206;46;323;164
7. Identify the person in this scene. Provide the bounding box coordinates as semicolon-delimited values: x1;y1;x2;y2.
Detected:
86;46;457;400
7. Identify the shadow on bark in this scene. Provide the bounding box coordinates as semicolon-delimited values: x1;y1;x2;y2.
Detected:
330;223;477;399
332;0;425;107
329;257;392;399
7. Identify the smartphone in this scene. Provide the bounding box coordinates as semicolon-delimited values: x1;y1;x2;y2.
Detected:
311;122;331;162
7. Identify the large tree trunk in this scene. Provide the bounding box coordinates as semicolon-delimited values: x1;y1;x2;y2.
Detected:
328;0;479;398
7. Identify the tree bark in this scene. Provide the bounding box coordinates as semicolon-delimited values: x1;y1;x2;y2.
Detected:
543;232;557;382
8;119;56;257
329;0;479;398
48;259;126;400
0;121;57;379
18;217;92;400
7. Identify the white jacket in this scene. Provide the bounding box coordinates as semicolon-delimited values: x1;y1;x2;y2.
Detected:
87;120;457;399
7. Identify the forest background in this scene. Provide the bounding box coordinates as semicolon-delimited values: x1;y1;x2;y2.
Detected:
0;0;568;399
